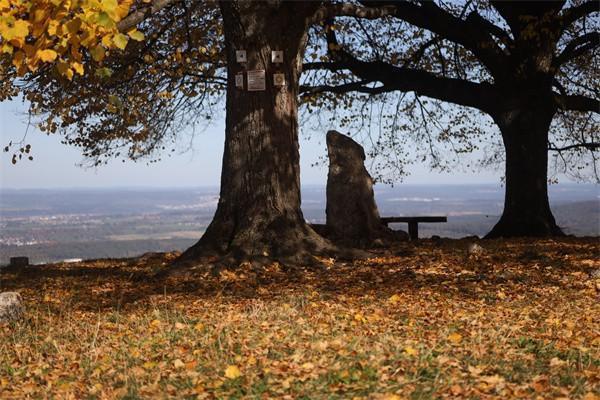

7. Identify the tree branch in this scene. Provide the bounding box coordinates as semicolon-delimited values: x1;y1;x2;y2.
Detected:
315;1;507;77
559;1;599;31
300;81;389;97
554;32;600;67
315;57;498;113
117;0;181;32
465;11;513;50
320;17;499;114
311;3;398;24
549;142;600;152
554;94;600;113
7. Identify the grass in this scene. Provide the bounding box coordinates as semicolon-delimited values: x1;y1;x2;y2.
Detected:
0;237;599;399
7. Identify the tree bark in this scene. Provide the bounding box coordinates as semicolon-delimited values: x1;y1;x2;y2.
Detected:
176;2;339;268
486;102;565;238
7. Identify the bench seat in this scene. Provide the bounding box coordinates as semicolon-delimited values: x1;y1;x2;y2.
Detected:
381;216;447;240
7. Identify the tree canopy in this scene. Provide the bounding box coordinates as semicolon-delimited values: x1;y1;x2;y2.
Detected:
1;0;598;250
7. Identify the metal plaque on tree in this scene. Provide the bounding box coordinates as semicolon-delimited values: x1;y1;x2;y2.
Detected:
235;50;247;63
273;73;285;87
235;72;244;89
247;69;266;91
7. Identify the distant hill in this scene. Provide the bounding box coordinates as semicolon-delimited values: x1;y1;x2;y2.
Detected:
1;185;597;264
554;200;600;236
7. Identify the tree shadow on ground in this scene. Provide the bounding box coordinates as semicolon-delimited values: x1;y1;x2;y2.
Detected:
1;237;598;313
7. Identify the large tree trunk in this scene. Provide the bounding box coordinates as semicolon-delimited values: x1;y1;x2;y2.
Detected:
176;2;339;268
486;104;565;238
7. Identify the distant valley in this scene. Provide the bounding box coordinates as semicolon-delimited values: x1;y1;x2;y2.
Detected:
1;184;598;264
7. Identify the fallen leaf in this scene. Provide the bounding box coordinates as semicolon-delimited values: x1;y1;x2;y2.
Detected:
450;384;463;395
388;294;401;304
404;346;418;356
224;365;241;379
447;332;462;344
174;322;186;330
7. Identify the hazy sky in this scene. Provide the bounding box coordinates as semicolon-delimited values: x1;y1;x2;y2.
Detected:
0;98;503;189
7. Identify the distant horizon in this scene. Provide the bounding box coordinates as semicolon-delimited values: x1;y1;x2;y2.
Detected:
1;181;598;191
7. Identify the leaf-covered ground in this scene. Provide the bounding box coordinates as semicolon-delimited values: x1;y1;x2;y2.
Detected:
1;238;599;399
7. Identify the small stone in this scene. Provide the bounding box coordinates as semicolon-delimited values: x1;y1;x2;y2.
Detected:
372;238;385;248
0;292;23;323
468;243;485;255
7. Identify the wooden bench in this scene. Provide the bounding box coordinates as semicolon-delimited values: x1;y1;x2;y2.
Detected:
381;216;447;240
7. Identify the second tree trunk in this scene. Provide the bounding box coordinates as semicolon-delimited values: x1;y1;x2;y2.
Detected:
487;106;564;238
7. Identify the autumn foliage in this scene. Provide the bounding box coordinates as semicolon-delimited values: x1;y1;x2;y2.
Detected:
1;238;598;398
0;0;143;79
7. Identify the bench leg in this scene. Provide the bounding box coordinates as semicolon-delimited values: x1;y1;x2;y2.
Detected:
408;222;418;240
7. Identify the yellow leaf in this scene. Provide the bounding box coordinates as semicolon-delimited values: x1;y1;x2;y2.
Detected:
101;0;118;14
354;313;366;323
1;19;30;41
101;34;113;48
112;33;129;50
127;29;144;42
47;20;59;36
12;19;30;38
38;49;58;62
301;362;315;370
72;62;84;75
388;294;401;304
224;365;241;379
194;322;204;331
142;361;157;370
1;43;12;54
150;319;161;327
447;332;462;344
404;346;418;356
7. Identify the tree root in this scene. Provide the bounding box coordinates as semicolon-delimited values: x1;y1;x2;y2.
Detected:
158;220;370;279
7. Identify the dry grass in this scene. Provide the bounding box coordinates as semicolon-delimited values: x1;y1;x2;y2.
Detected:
1;237;599;399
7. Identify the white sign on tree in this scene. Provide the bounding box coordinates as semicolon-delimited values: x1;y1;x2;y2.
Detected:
247;70;266;91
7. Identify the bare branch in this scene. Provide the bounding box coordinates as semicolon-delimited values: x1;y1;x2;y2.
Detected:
554;32;600;67
118;0;181;32
315;1;506;77
311;3;397;24
300;81;389;96
559;1;599;31
465;11;512;50
549;142;600;152
554;93;600;113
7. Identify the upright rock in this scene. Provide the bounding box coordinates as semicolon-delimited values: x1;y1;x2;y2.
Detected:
0;292;23;323
325;130;405;245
